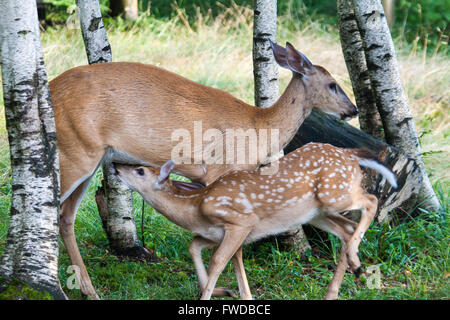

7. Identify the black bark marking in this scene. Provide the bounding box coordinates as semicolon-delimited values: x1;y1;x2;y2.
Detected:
367;61;381;71
17;30;31;36
397;117;413;127
342;14;356;22
255;57;270;62
381;53;393;61
366;43;383;51
88;17;102;31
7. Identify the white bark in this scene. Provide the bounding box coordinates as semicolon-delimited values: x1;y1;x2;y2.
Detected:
0;0;65;299
124;0;139;20
337;0;384;140
253;0;310;255
253;0;279;108
351;0;441;212
77;0;148;257
382;0;395;28
76;0;112;64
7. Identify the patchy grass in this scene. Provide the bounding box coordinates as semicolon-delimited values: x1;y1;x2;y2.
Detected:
0;4;449;300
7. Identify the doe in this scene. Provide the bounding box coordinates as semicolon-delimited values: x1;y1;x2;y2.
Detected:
113;143;397;300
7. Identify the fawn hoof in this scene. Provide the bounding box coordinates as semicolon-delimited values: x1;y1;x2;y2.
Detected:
353;266;362;278
214;287;237;298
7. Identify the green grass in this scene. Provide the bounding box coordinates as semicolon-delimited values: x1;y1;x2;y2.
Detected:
1;4;449;300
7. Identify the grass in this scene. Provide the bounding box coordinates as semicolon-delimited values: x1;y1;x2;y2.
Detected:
0;4;449;299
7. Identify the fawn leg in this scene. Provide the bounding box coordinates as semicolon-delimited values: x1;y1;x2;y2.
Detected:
189;236;237;297
200;227;250;300
346;194;378;274
232;246;252;300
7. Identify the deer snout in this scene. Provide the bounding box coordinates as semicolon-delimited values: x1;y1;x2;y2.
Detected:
341;104;359;121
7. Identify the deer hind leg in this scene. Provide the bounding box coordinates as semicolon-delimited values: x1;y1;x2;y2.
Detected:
60;176;99;300
309;213;356;300
346;194;378;275
201;226;251;300
232;246;252;300
189;236;237;298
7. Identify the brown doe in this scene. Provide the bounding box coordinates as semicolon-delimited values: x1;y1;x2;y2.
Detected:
114;142;397;300
50;42;358;298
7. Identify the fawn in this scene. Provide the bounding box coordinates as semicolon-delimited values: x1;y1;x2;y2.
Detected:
114;143;396;300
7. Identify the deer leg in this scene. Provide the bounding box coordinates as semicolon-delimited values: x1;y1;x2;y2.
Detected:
201;226;251;300
232;246;252;300
189;236;236;298
310;214;355;300
325;241;348;300
60;178;99;300
346;194;378;275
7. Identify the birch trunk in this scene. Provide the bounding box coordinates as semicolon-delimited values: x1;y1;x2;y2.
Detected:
110;0;139;20
77;0;150;259
382;0;395;28
0;0;65;299
351;0;441;212
337;0;384;140
253;0;279;108
253;0;310;255
124;0;139;20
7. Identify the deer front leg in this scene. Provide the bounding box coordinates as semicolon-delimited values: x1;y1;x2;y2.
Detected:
189;236;237;298
60;180;99;300
201;227;251;300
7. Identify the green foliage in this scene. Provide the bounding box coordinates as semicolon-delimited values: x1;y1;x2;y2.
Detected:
395;0;449;54
40;0;448;52
43;0;110;21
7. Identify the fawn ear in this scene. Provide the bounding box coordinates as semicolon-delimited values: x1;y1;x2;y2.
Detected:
285;42;315;75
270;39;290;69
157;160;175;183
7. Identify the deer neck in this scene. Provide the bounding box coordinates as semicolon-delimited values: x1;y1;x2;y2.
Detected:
257;75;312;151
143;185;204;231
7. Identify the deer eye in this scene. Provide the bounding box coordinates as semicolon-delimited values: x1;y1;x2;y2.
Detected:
136;168;145;176
329;83;338;93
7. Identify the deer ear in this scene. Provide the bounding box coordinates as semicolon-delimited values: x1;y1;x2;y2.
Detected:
157;160;175;183
270;40;290;69
285;42;315;75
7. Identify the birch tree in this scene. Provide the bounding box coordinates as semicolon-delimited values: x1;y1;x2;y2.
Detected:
337;0;384;140
253;0;279;108
253;0;310;254
351;0;441;212
110;0;139;20
0;0;65;299
76;0;150;259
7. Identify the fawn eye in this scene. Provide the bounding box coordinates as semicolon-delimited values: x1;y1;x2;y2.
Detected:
136;168;145;176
